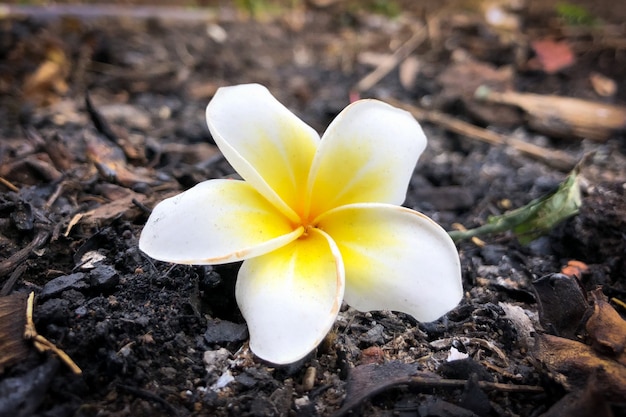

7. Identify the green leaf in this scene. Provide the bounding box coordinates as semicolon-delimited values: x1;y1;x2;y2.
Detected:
449;170;581;244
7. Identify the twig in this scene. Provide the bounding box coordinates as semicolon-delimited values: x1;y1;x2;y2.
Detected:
117;384;183;416
408;376;543;393
0;263;27;297
385;98;578;172
332;374;543;417
0;176;19;192
0;230;49;279
354;25;428;92
429;336;509;365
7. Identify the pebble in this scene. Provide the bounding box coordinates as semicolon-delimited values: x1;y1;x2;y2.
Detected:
40;273;87;299
204;320;248;344
359;323;386;344
89;265;120;292
37;298;70;324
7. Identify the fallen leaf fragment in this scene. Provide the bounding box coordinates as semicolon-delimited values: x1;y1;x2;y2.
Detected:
85;130;154;187
538;378;613;417
476;87;626;141
449;169;581;245
399;56;421;90
437;58;519;126
586;290;626;365
533;333;626;402
22;43;69;105
530;39;575;74
560;260;589;279
65;185;152;234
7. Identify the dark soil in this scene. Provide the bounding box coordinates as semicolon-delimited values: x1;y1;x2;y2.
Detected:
1;3;625;417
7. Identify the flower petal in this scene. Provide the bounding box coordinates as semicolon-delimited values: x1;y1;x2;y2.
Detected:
317;203;462;322
306;100;426;220
206;84;319;221
139;179;302;265
236;228;344;364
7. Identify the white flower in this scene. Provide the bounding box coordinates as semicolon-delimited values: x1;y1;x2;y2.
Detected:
140;84;462;364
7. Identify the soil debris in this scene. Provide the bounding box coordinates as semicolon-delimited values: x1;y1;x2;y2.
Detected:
0;1;625;416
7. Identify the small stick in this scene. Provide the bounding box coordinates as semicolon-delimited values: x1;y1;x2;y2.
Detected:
0;230;49;278
332;374;543;417
0;176;19;192
117;384;183;416
385;98;578;172
0;263;27;297
354;25;428;92
407;376;544;393
611;297;626;312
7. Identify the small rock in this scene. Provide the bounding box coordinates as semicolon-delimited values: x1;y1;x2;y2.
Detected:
204;320;248;344
235;372;258;388
40;273;87;299
359;323;386;344
203;348;231;386
37;298;70;325
159;366;178;382
438;357;493;382
203;348;231;372
61;289;85;306
0;360;59;416
89;265;119;292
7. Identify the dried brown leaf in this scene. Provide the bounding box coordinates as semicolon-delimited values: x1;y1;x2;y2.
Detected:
85;130;154;187
530;39;575;74
533;333;626;402
476;89;626;141
586;290;626;365
22;44;69;105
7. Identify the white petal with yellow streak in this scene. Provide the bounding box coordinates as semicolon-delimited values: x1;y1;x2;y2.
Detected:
317;203;462;322
206;84;319;221
139;179;302;265
236;228;344;364
307;100;426;220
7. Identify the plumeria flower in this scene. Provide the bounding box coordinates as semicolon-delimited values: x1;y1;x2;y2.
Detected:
139;84;462;365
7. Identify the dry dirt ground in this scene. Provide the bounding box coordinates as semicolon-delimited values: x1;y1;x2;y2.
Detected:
1;2;626;416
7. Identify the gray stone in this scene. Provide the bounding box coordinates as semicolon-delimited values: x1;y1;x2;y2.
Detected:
204;320;248;344
40;273;87;299
89;265;119;292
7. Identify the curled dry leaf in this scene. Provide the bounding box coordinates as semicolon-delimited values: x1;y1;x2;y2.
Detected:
85;130;154;187
22;43;69;105
586;290;626;365
476;88;626;141
533;333;626;402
